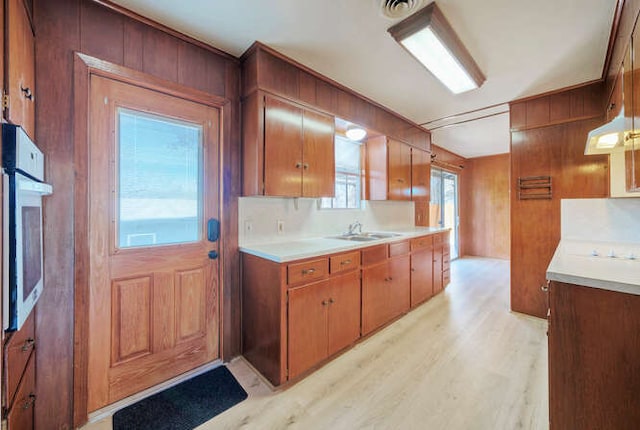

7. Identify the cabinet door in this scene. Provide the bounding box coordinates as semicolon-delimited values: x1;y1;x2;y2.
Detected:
264;96;303;196
6;0;36;139
7;354;35;430
361;261;391;335
411;148;431;201
627;27;640;192
302;109;335;197
411;248;434;307
388;254;411;316
288;279;329;379
387;139;411;200
327;271;361;356
433;244;444;295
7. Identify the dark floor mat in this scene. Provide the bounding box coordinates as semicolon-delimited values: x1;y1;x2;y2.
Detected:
113;366;248;430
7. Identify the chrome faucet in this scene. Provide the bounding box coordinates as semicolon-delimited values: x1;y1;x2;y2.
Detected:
347;220;363;235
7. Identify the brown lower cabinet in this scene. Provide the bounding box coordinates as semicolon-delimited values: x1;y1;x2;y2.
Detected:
242;232;449;386
548;281;640;429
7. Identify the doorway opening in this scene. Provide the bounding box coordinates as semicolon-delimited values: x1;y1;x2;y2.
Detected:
430;168;459;259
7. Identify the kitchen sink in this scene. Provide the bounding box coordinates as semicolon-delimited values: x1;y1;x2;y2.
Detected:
328;232;402;242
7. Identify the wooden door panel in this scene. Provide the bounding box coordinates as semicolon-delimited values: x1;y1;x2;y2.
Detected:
411;248;434;306
175;267;207;342
88;75;220;412
111;276;153;364
264;96;303;196
302;109;335;197
288;280;329;379
387;139;411;201
327;271;361;356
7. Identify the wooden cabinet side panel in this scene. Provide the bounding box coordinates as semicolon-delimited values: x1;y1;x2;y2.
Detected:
387;139;412;201
411;148;430;201
288;279;329;380
241;253;286;385
242;92;263;195
327;271;361;356
302;109;335;197
264;96;303;196
549;283;640;429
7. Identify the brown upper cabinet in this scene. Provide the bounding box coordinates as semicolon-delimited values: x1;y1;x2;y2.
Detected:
5;0;35;139
244;92;335;197
366;136;431;201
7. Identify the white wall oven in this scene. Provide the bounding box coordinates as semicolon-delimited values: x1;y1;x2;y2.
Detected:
2;124;52;331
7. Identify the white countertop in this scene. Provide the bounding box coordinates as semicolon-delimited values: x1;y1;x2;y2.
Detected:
239;227;450;262
546;240;640;295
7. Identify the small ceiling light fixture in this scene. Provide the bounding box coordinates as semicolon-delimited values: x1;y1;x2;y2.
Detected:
345;126;367;141
387;2;485;94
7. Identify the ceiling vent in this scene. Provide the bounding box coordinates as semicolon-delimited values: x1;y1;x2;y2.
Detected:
379;0;425;19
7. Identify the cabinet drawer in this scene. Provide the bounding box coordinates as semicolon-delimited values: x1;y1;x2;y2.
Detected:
6;353;35;430
330;251;360;274
361;245;387;267
4;312;36;406
288;258;328;285
433;233;444;245
389;241;410;257
410;235;433;251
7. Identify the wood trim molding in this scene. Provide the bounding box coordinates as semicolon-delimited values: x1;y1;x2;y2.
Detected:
510;79;603;106
90;0;238;63
509;113;604;132
602;0;626;79
72;52;230;427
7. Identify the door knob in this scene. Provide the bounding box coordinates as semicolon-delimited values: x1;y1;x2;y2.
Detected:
208;250;218;259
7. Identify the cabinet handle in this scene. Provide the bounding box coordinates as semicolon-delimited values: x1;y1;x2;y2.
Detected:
302;268;316;275
21;338;35;352
295;162;302;169
541;281;549;292
340;259;352;265
22;394;36;410
303;163;309;170
397;178;405;183
21;85;33;101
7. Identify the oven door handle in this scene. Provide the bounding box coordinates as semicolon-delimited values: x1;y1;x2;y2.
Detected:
17;179;52;196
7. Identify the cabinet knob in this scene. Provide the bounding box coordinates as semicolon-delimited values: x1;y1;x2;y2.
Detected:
541;282;549;292
21;85;33;101
21;338;35;352
321;300;329;306
295;162;302;169
303;163;309;170
329;298;335;304
411;268;415;272
22;394;36;410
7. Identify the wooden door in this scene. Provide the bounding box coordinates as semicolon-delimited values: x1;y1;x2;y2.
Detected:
411;148;431;201
288;279;329;379
327;271;360;356
302;109;335;197
410;248;434;307
387;139;412;200
6;0;35;139
264;96;303;196
87;76;220;411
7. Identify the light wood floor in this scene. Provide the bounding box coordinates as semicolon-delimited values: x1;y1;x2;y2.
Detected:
84;257;549;430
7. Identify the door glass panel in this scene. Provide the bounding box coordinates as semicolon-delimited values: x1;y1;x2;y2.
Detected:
117;108;203;248
430;168;459;259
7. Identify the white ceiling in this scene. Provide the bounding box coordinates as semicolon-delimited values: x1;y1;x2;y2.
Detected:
111;0;618;158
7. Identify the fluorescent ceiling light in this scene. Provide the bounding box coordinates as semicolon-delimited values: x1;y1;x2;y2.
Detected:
595;132;620;149
345;126;367;141
585;111;628;155
388;2;485;94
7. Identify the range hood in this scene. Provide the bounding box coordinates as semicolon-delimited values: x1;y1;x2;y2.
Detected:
585;110;627;155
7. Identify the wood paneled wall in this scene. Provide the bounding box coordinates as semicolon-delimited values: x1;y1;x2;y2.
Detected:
431;144;466;170
460;154;510;259
509;82;609;319
33;0;241;428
